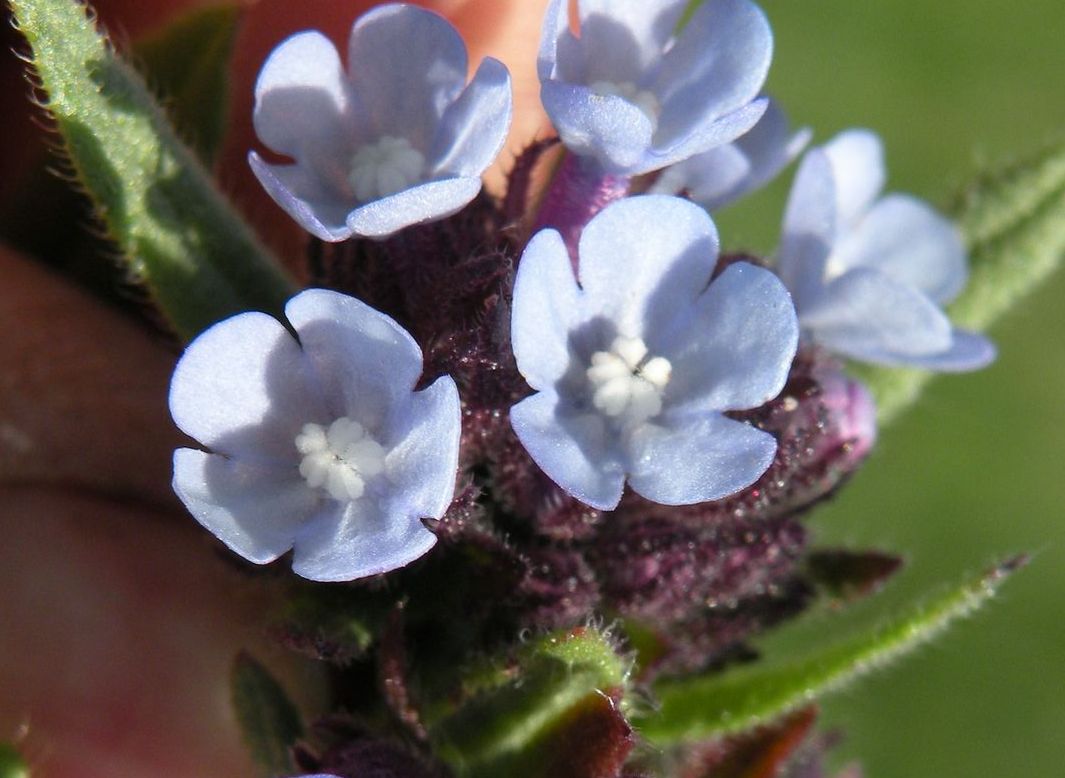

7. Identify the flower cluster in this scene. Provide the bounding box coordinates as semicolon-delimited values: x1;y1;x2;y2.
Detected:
171;1;990;593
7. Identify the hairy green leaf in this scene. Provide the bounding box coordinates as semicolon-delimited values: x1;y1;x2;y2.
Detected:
135;4;241;163
866;139;1065;421
11;0;294;340
431;627;632;778
637;557;1026;745
231;652;304;776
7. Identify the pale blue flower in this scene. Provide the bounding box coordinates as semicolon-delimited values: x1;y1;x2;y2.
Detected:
249;4;512;241
537;0;773;176
777;130;995;370
651;98;810;211
510;195;798;510
169;289;460;582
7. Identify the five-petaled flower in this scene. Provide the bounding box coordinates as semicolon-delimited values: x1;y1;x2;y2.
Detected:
777;130;996;370
651;98;811;212
537;0;773;176
249;3;512;241
509;195;799;511
169;289;461;582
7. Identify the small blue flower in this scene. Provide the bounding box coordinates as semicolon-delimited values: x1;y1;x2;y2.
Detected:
169;289;460;582
249;4;512;241
777;130;996;370
651;98;810;211
510;195;798;510
537;0;773;176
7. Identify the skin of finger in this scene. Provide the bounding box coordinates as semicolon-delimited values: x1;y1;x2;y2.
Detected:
0;243;181;506
0;486;322;778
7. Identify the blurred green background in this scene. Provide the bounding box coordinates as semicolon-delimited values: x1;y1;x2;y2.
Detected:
716;1;1065;776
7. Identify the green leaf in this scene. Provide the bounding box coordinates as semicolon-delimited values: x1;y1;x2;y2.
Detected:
231;651;304;776
636;556;1026;745
865;139;1065;422
430;627;632;778
135;4;242;164
0;744;29;778
11;0;295;341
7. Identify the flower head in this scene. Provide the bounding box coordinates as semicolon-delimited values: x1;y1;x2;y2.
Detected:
510;195;798;510
651;98;811;212
777;130;996;370
537;0;773;175
169;289;460;582
249;4;512;241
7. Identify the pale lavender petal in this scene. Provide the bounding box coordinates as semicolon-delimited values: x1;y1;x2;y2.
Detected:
664;262;797;413
347;4;468;148
541;80;656;172
800;268;954;360
173;449;322;564
285;289;424;430
664;99;811;211
253;31;361;161
861;330;997;372
293;500;437;582
169;311;327;463
823;129;885;228
831;193;967;305
428;57;513;177
510;391;625;510
654;0;772;149
647;99;767;175
652;142;749;201
249;153;354;242
577;195;719;339
382;376;462;519
626;413;777;505
778;147;837;310
536;0;569;80
512;229;583;390
577;0;688;84
345;177;482;238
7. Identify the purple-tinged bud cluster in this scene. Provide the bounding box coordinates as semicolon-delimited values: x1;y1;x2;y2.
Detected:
166;1;999;773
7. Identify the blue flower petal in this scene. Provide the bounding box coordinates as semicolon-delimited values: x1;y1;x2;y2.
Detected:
654;0;772;149
540;80;656;172
169;310;327;462
648;99;767;174
173;449;323;563
656;98;810;211
510;391;626;510
428;57;513;177
577;195;719;339
382;376;462;520
512;229;583;391
285;289;425;427
346;177;483;238
248;153;355;242
577;0;688;85
821;129;885;228
777;146;837;310
665;262;797;413
800;267;954;361
832;193;967;305
292;499;437;582
347;4;468;148
253;31;364;163
626;413;777;505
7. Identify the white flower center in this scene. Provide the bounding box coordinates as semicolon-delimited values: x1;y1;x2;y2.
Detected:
295;417;386;502
589;80;661;127
349;136;425;202
586;336;672;426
